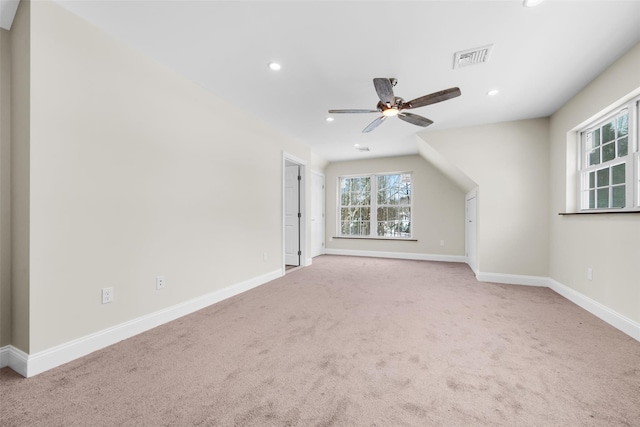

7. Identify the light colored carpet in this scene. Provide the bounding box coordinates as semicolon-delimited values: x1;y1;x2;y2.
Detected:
2;255;639;426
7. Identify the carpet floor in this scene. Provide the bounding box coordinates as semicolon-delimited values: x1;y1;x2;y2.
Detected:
1;255;639;426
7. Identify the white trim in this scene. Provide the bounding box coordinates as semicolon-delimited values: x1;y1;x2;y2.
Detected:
14;269;282;378
282;152;308;167
283;152;308;270
547;278;640;342
0;345;9;367
476;271;548;287
324;248;465;263
477;273;640;342
1;345;29;377
7;264;638;378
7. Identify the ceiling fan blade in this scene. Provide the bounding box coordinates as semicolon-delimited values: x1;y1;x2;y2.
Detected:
373;78;395;105
398;112;434;128
328;109;379;114
404;87;461;109
362;116;386;133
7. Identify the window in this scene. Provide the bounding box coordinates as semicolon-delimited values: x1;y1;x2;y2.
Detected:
339;172;412;238
578;96;639;211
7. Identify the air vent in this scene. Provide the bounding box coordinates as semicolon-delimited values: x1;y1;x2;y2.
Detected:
356;146;370;152
453;45;493;69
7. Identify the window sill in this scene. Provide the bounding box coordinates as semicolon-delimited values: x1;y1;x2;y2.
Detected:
559;210;640;215
333;236;417;241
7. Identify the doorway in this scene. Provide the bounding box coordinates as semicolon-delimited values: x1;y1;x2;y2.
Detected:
465;190;478;274
283;154;306;271
311;171;325;258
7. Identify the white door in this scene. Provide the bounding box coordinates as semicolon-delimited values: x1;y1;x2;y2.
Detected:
465;194;478;273
285;164;300;266
311;172;325;257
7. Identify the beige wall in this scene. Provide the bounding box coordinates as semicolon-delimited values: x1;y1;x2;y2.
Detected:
549;42;640;324
0;28;10;347
325;155;465;257
8;0;29;353
420;118;550;277
21;0;314;353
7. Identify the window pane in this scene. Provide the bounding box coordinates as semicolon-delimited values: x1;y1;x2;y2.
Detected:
596;168;609;187
589;190;595;209
377;207;387;221
617;114;628;137
597;188;609;208
362;208;370;221
341;221;349;235
612;186;625;208
400;221;411;235
592;129;601;147
602;142;615;162
612;163;625;185
602;122;615;143
340;208;349;220
353;191;369;205
589;171;595;189
361;221;370;236
399;207;411;219
589;149;600;166
387;206;398;220
618;137;628;157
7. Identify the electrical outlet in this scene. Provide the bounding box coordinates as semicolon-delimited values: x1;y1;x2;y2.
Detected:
101;287;114;304
156;276;166;290
587;268;593;281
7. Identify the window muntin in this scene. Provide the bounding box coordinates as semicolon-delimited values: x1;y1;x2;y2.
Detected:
578;97;639;212
339;173;412;238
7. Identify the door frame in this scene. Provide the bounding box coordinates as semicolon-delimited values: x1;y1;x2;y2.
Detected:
310;170;325;258
282;152;307;272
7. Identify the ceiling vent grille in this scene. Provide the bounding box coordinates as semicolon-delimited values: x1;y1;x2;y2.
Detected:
356;146;370;152
453;45;493;69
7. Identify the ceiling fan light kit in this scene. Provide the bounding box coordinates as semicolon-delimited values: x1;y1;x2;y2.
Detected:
328;78;461;133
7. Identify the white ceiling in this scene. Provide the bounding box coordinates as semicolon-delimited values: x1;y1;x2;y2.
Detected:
45;1;640;161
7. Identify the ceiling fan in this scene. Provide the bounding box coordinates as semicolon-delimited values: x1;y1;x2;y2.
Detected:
328;78;461;133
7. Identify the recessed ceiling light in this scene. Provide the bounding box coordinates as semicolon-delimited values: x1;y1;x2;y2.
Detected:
354;144;360;147
326;117;334;122
487;89;500;96
268;62;281;71
523;0;545;7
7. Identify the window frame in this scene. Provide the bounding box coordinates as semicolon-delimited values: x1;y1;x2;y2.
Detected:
577;95;640;212
337;171;413;239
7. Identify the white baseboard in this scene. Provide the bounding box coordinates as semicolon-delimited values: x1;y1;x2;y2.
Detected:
547;278;640;342
478;272;640;342
476;271;549;287
13;269;282;378
324;248;466;263
1;345;28;377
6;261;638;378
